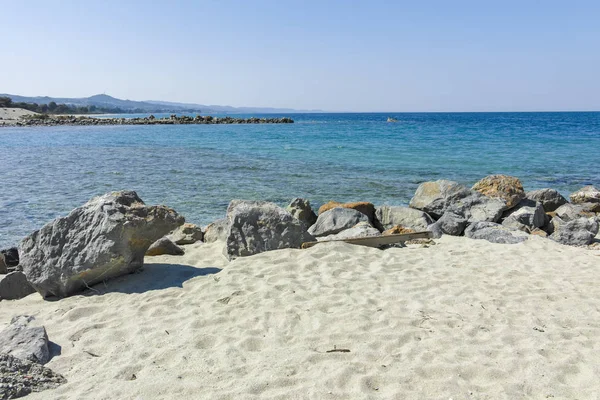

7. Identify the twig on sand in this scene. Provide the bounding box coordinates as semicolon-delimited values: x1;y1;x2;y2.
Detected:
315;345;351;353
84;350;100;357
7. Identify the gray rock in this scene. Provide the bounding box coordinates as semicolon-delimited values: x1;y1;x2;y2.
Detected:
555;203;596;222
146;237;185;256
570;186;600;208
525;188;568;212
0;316;49;364
428;211;468;236
501;199;546;232
19;191;184;298
0;248;19;274
309;207;371;237
225;200;315;259
375;206;434;231
445;193;507;224
0;353;66;399
409;180;472;219
167;223;203;245
286;198;317;227
203;218;228;243
550;217;599;246
0;272;35;301
317;222;381;242
464;221;529;244
0;257;6;275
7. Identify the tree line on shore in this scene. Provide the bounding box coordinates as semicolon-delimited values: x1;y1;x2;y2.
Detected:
0;96;138;114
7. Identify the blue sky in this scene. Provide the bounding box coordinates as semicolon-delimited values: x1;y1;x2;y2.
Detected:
2;0;599;111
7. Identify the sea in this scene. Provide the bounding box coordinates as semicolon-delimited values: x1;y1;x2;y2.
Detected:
1;112;599;249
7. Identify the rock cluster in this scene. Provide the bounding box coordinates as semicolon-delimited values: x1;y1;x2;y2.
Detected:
0;353;66;399
10;114;294;127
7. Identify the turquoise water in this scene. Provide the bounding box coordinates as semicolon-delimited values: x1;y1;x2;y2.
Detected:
1;112;599;248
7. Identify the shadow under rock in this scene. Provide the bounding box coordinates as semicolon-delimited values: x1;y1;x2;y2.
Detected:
85;264;222;296
48;341;62;361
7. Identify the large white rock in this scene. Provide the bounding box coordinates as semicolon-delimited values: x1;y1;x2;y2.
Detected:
570;186;600;209
19;191;184;298
225;200;315;259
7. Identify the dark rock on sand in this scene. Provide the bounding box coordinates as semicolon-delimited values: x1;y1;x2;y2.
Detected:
225;200;315;259
286;198;318;228
428;211;468;236
19;191;184;298
309;208;371;237
0;353;66;399
549;217;599;246
0;272;35;301
464;221;529;244
0;316;49;365
0;248;19;274
525;188;568;212
146;237;185;256
472;175;525;209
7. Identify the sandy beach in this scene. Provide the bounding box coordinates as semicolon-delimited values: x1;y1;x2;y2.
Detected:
0;108;38;126
2;235;599;399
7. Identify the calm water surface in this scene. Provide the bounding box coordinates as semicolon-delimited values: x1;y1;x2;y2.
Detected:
1;112;599;248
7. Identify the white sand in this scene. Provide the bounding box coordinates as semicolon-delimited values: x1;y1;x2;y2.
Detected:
1;236;600;399
0;107;38;125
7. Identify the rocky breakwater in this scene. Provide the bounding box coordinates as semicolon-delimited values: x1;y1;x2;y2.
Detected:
10;114;294;127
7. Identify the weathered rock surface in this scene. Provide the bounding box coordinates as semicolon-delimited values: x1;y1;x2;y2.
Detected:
168;223;203;245
286;198;317;227
0;248;19;274
428;211;468;236
318;201;375;223
472;175;525;209
308;208;371;237
501;199;546;232
409;180;472;219
0;316;49;365
317;222;381;242
203;219;228;243
554;203;596;222
549;217;599;246
382;225;416;235
444;194;507;224
0;272;35;301
225;200;315;259
569;186;600;209
146;237;185;256
375;206;433;231
19;191;184;298
464;222;529;244
525;188;568;212
0;353;66;399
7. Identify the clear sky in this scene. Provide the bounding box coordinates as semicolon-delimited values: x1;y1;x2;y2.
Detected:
2;0;599;112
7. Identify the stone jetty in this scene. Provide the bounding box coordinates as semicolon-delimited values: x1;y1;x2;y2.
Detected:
5;113;294;127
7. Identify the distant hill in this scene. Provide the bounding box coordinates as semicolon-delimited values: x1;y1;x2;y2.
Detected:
0;94;321;114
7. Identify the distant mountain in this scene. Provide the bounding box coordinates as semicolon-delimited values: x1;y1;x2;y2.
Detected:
0;93;321;114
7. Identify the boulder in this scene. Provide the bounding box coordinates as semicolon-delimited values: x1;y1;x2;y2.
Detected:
286;198;317;227
168;223;203;245
472;175;525;209
318;201;375;223
0;353;66;399
569;186;600;210
554;203;596;222
0;316;49;364
550;217;599;246
146;237;185;256
409;180;472;219
525;189;568;212
0;272;35;301
444;194;506;224
308;207;371;237
464;222;529;244
375;206;433;231
317;222;381;242
203;218;228;243
225;200;315;259
428;211;468;236
0;247;19;274
501;199;546;232
19;191;184;298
